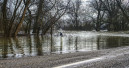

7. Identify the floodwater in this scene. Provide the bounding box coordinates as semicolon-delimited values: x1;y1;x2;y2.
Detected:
0;31;129;59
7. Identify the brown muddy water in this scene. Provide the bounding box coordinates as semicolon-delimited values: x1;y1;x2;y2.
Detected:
0;31;129;59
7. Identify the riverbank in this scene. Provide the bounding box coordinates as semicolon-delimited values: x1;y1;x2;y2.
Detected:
0;46;129;68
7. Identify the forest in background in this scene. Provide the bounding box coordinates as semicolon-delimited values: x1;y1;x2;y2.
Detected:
0;0;129;37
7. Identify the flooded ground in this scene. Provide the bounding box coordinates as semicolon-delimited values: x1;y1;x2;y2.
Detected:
0;31;129;59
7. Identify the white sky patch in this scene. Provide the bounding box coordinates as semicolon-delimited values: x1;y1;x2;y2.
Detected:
81;0;91;8
123;0;129;4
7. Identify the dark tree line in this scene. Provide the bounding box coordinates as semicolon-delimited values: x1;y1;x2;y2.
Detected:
62;0;129;31
91;0;129;31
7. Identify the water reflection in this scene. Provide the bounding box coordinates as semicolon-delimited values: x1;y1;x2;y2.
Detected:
0;32;129;59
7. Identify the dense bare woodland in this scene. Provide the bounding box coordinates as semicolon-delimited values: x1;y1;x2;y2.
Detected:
0;0;129;37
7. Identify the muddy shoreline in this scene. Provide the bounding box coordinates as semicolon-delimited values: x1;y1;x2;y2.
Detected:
0;46;129;68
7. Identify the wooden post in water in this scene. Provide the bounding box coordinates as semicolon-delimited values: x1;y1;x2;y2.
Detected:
97;36;100;50
75;37;78;52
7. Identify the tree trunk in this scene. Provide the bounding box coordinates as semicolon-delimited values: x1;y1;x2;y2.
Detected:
2;0;8;37
51;26;53;52
33;0;44;34
96;9;101;31
27;8;32;34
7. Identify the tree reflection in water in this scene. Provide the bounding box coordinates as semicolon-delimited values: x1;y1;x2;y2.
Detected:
2;37;8;58
0;33;129;59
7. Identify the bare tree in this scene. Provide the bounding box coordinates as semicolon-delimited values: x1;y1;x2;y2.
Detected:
14;0;31;37
91;0;106;31
99;0;120;31
33;0;44;34
67;0;81;30
41;0;71;35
